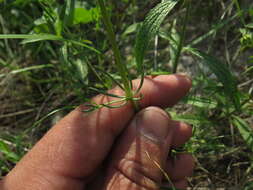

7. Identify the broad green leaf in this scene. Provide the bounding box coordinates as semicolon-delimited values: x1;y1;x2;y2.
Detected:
74;7;100;25
134;0;178;74
0;140;20;162
245;23;253;29
187;48;240;110
232;116;253;152
122;23;139;36
185;96;218;109
169;112;212;126
74;59;88;82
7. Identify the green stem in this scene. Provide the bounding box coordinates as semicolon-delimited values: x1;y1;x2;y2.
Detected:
97;0;139;110
233;0;245;26
172;1;190;73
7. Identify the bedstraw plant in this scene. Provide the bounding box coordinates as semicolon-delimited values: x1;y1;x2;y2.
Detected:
0;0;253;189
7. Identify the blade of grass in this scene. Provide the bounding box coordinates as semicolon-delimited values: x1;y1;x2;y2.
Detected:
0;34;62;41
187;48;241;111
186;14;238;48
0;64;54;78
233;0;246;26
92;66;125;90
0;34;100;53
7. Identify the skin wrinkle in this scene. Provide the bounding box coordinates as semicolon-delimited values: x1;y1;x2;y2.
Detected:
104;107;173;190
115;157;160;188
124;132;165;179
106;171;158;190
112;165;158;190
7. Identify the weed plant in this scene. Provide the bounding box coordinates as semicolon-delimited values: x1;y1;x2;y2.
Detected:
0;0;253;189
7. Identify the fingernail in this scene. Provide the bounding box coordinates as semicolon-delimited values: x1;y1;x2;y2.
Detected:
135;107;170;143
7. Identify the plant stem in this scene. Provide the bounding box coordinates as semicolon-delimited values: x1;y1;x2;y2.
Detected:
233;0;245;26
97;0;139;110
172;1;190;73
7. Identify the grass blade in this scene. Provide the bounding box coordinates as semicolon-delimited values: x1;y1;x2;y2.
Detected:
0;34;62;42
0;34;100;53
0;64;54;78
186;14;238;47
187;48;240;110
232;116;253;152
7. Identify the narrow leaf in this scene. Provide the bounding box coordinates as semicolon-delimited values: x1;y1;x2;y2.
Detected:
232;116;253;152
134;0;178;74
0;34;100;53
0;64;54;78
0;34;62;42
187;48;240;110
187;14;238;47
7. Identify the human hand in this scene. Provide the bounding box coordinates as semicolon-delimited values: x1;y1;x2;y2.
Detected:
0;74;194;190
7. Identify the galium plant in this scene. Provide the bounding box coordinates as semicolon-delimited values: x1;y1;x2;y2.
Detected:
0;0;253;188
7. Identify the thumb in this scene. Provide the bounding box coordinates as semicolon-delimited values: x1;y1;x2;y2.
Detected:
103;106;173;190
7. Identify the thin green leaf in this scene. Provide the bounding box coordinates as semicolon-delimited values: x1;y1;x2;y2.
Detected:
68;39;101;54
148;71;172;75
0;34;62;42
170;112;212;126
185;96;218;109
187;48;240;110
134;0;178;74
0;34;100;53
23;106;75;135
0;64;54;78
232;116;253;152
186;14;238;47
0;140;20;162
93;66;125;90
66;0;75;25
159;20;180;66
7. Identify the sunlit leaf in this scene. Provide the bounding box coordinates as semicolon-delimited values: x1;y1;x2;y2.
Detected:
232;116;253;152
134;0;178;74
73;7;100;25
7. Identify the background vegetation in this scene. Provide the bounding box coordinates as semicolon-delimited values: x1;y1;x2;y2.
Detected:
0;0;253;189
